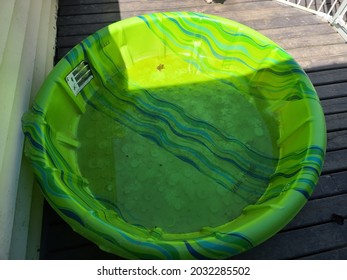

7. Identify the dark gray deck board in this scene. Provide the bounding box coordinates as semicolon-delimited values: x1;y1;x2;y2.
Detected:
313;170;347;199
327;130;347;151
59;3;121;15
57;12;121;25
315;82;347;100
56;35;90;48
234;222;347;260
321;96;347;115
308;67;347;86
325;112;347;132
41;0;347;260
322;149;347;174
284;194;347;230
59;0;120;6
299;246;347;260
58;23;109;37
45;223;91;252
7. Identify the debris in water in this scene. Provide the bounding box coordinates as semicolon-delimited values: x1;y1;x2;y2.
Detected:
157;64;164;71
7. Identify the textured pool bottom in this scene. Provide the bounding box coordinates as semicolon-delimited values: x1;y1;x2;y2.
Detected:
77;55;279;234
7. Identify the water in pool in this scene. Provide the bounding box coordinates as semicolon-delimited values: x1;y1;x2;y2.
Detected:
77;55;279;234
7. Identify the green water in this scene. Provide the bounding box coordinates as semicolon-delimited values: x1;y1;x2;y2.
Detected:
77;57;279;234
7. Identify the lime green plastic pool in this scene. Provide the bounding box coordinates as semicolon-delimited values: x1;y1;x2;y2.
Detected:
22;12;326;259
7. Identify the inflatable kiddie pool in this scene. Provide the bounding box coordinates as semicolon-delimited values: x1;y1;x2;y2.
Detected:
22;12;326;259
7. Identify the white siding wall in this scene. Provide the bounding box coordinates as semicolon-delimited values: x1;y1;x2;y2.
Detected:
0;0;57;259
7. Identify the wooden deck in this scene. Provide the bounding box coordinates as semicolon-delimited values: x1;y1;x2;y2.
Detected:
40;0;347;259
